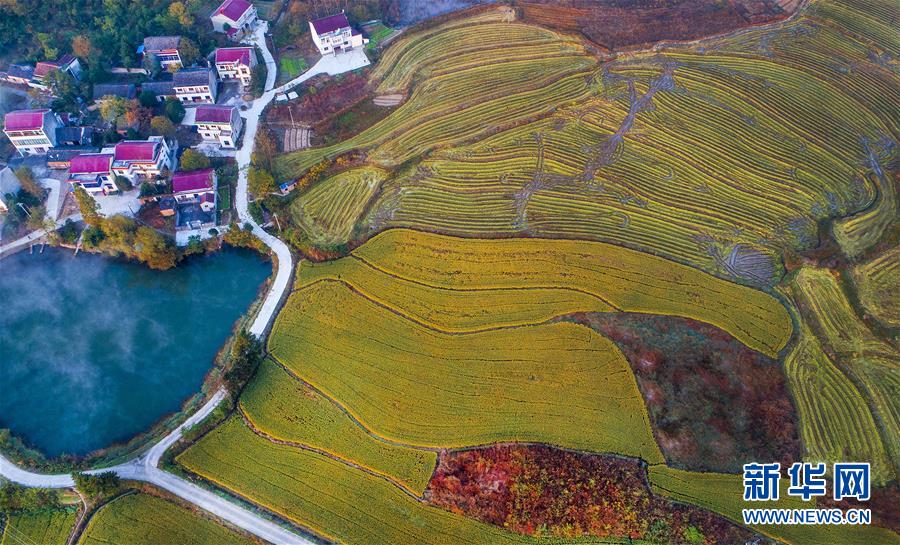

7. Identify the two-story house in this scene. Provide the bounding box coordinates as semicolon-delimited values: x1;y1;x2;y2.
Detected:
309;12;366;56
34;55;82;82
172;168;217;230
214;47;257;87
140;80;176;103
111;136;174;181
142;36;184;70
174;68;218;103
194;105;242;148
2;109;61;155
210;0;258;38
67;154;116;194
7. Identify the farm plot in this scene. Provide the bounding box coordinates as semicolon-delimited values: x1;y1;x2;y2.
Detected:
349;229;791;356
241;359;437;494
789;268;899;477
269;280;662;462
1;509;74;545
648;466;899;545
852;246;900;328
78;493;257;545
177;416;635;545
290;167;386;246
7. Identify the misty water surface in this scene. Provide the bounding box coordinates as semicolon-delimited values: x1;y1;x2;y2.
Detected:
0;247;270;457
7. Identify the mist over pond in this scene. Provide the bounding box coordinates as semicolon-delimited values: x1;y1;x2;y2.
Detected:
0;247;271;457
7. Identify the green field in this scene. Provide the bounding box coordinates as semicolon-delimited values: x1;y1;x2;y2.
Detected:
178;417;638;545
279;57;309;81
649;466;899;545
241;359;437;494
1;509;75;545
278;0;897;282
852;245;900;327
78;493;257;545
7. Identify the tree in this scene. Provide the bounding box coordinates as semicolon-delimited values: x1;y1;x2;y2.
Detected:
164;98;185;123
72;35;93;59
114;176;133;192
180;149;210;171
139;90;159;108
15;167;43;199
252;128;278;174
98;95;129;123
36;32;58;59
134;226;177;269
248;167;276;198
178;37;200;66
25;205;47;231
167;1;194;27
224;329;263;393
150;115;176;137
74;186;101;226
124;99;152;128
250;63;266;97
73;472;120;499
44;70;80;108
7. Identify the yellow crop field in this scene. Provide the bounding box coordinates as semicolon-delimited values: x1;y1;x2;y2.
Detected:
648;466;899;545
78;493;256;545
241;359;437;494
852;246;900;327
789;268;899;475
269;279;663;462
291;167;386;246
350;229;791;356
178;417;634;545
1;510;74;545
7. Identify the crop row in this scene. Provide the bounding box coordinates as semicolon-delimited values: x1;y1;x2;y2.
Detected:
1;509;74;545
851;246;900;327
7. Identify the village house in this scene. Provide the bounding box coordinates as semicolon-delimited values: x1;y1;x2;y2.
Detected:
141;36;184;70
174;68;218;104
214;47;257;87
92;83;137;102
172;168;217;230
2;109;61;155
210;0;258;38
111;136;175;181
140;79;176;103
47;147;98;169
55;126;95;147
309;11;366;56
67;153;117;194
3;64;35;86
34;55;82;81
194;105;242;148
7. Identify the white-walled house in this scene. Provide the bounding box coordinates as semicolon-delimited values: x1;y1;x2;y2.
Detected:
194;105;242;148
2;109;60;155
214;47;257;87
210;0;258;38
112;136;175;181
172;168;217;230
142;36;184;70
174;68;218;104
67;154;116;194
309;12;366;56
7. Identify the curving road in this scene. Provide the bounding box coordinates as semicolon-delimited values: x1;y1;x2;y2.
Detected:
0;20;366;545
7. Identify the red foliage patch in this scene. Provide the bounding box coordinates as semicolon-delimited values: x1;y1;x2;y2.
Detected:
428;445;765;543
266;71;372;128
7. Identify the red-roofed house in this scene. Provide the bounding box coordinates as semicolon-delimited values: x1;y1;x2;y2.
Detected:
210;0;258;38
3;109;61;155
194;105;242;148
68;154;116;194
173;168;217;221
214;47;257;87
112;136;174;181
309;11;365;55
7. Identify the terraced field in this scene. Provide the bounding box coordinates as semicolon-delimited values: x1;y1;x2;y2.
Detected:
788;267;899;480
649;466;899;545
852;246;900;327
282;0;897;281
290;167;387;246
1;509;75;545
78;493;256;545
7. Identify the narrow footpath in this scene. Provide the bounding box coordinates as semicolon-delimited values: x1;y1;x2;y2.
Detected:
0;20;367;545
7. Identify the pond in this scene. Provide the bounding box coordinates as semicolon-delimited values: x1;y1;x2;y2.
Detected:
0;247;272;457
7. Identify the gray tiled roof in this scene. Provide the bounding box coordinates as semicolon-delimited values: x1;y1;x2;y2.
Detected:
143;36;182;52
141;80;176;95
93;83;136;100
174;68;213;87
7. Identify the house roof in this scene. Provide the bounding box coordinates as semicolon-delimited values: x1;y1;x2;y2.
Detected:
115;140;159;162
93;83;136;100
214;0;252;22
3;109;48;131
47;147;98;162
195;105;235;123
174;68;213;87
55;126;95;144
69;154;113;174
143;36;182;52
33;61;60;79
311;12;350;35
58;54;76;67
7;64;34;80
201;191;215;203
141;80;176;95
215;47;253;65
173;168;214;193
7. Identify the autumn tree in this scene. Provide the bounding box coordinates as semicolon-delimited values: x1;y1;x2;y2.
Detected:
150;115;176;137
252;128;278;174
248;167;276;198
15;167;43;199
124;99;152;129
168;1;194;27
74;186;101;226
180;149;210;171
72;35;93;59
178;37;200;66
98;95;129;123
134;226;177;269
